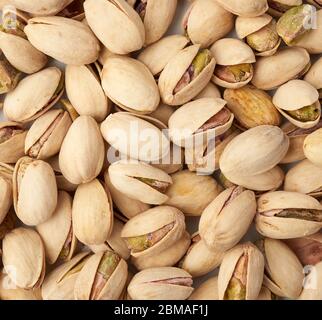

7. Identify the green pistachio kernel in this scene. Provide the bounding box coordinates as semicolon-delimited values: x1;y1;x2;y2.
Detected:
286;104;320;122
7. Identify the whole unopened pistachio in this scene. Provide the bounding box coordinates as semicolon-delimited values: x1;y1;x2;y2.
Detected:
189;277;219;300
215;0;269;17
268;0;302;17
0;54;20;94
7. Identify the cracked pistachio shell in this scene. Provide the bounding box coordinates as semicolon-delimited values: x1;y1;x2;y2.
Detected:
183;0;234;48
189;276;219;300
41;252;91;300
165;170;222;216
199;187;257;251
138;35;189;76
102;56;160;114
132;231;190;271
0;176;11;224
256;191;322;239
65;65;110;122
261;238;304;299
4;67;63;123
74;251;128;300
25;109;72;160
252;47;311;90
304;128;322;168
305;57;322;91
299;261;322;300
210;38;256;89
218;242;264;300
273;80;321;129
220;125;289;182
128;267;193;300
3;228;45;289
121;205;185;258
168;98;234;147
284;159;322;196
25;16;100;65
36;191;76;265
59;115;105;185
158;44;216;106
194;82;221;100
73;179;113;245
0;122;27;163
13;157;58;226
268;0;302;17
215;0;268;17
101;113;170;162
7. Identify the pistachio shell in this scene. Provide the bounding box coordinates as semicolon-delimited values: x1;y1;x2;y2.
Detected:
215;0;269;17
236;14;273;39
59;115;105;184
268;0;303;17
305;57;322;90
256;286;275;300
304;128;322;168
149;103;175;127
194;82;221;100
0;175;12;224
189;277;219;300
307;0;322;8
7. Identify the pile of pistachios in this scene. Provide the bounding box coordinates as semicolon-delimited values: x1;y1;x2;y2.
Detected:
0;0;322;301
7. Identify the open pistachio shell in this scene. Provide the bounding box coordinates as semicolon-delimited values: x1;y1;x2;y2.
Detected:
128;267;193;300
304;128;322;168
3;228;45;289
4;67;63;123
305;57;322;94
73;179;113;245
36;191;76;265
215;0;268;17
299;261;322;300
189;276;219;300
13;157;58;226
268;0;303;17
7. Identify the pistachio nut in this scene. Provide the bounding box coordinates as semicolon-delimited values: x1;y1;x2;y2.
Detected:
256;191;322;239
189;276;219;300
183;0;234;48
24;109;72;160
74;251;128;300
128;267;193;300
0;164;12;224
298;261;322;300
57;0;85;20
0;162;14;191
158;44;216;106
0;54;20;94
224;85;281;130
268;0;303;17
149;103;174;127
137;35;189;76
304;127;322;168
121;205;185;258
60;98;80;122
180;233;225;278
210;38;256;89
132;231;190;270
304;57;322;100
257;238;304;299
13;157;58;226
3;67;64;123
59;115;105;185
215;0;269;17
165;170;222;216
2;228;45;289
41;252;91;300
102;56;160;113
218;242;264;300
257;286;276;300
251;47;311;90
25;16;100;65
73;179;113;245
194;82;221;100
36;191;77;265
0;121;26;163
199;186;257;252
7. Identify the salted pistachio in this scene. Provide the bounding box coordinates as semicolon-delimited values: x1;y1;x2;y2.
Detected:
215;0;268;17
236;15;281;56
121;205;185;259
24;109;71;161
199;186;257;252
3;228;45;289
299;261;322;300
219;125;289;183
13;157;58;226
0;163;13;224
128;267;193;300
180;233;224;278
268;0;303;17
58;0;85;20
183;0;234;48
65;64;110;122
273;80;321;129
194;82;221;100
73;179;113;246
304;57;322;100
158;44;216;106
224;85;281;130
42;252;91;300
257;238;304;299
256;191;322;239
132;231;190;271
74;251;128;300
252;47;311;90
138;35;189;76
165;170;222;216
102;56;160;114
59;115;105;185
0;121;26;163
218;242;264;300
25;16;100;65
211;39;256;89
36;191;76;265
0;54;20;94
189;276;219;300
4;67;64;123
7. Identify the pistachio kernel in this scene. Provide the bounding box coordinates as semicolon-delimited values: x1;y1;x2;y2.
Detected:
0;59;21;94
134;177;171;193
195;108;231;134
276;208;322;222
286;104;320;122
215;64;253;84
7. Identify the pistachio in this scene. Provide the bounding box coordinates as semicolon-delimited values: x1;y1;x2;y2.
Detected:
0;209;16;240
215;0;269;17
268;0;302;17
60;99;80;122
304;57;322;99
0;174;12;225
194;82;221;100
304;128;322;168
0;55;20;94
189;277;219;300
257;286;276;300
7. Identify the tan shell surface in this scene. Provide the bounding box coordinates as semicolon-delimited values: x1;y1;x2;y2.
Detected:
189;276;219;300
236;14;273;39
215;0;269;17
305;57;322;89
304;128;322;167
